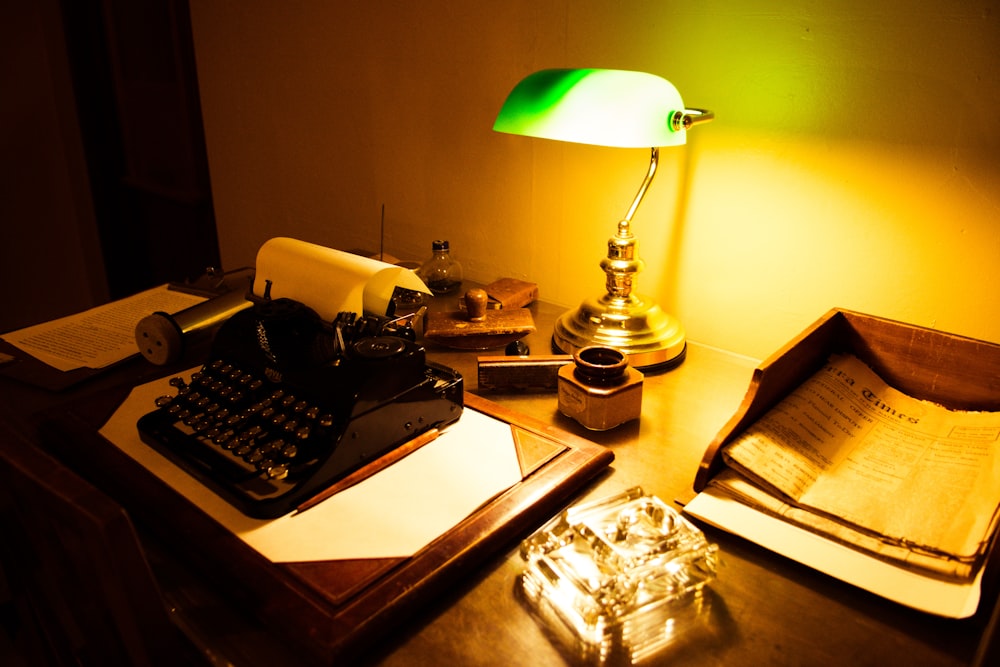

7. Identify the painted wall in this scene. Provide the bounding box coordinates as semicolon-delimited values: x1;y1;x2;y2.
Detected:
188;0;1000;360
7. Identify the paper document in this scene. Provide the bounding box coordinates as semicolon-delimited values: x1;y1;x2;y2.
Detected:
710;353;1000;581
1;286;206;372
252;237;429;322
684;489;983;618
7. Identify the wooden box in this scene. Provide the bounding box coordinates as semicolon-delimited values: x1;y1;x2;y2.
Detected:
695;308;1000;492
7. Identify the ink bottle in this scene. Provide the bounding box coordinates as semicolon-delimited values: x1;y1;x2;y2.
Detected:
557;346;643;430
417;239;463;295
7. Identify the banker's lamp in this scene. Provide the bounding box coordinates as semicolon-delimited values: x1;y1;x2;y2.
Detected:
494;68;713;371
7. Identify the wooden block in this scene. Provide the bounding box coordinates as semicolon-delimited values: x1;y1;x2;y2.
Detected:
424;309;535;350
477;355;573;392
485;278;538;309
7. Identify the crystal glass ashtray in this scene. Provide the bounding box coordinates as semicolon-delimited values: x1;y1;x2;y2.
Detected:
519;487;718;661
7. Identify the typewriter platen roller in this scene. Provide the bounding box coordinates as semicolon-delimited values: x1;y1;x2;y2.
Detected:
137;296;463;519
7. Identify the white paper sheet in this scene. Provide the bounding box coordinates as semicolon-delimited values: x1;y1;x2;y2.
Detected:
684;489;983;619
100;372;524;562
252;237;429;321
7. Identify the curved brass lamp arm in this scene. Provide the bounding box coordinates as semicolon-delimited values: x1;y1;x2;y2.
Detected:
623;107;714;230
622;148;660;230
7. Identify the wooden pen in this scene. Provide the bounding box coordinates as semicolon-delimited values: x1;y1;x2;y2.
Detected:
294;427;442;514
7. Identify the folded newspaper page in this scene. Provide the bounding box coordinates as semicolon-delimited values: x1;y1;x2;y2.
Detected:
712;352;1000;581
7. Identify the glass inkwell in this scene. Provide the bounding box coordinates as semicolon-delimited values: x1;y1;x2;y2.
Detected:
416;239;463;295
518;487;719;663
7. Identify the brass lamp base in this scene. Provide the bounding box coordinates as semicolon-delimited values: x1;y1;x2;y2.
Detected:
549;146;694;373
552;292;686;372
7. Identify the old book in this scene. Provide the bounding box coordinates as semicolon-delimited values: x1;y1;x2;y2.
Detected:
485;278;538;309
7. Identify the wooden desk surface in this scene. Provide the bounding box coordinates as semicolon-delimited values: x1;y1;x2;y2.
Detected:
1;294;995;666
376;300;992;667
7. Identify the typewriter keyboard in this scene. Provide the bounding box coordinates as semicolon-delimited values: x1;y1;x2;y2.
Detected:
153;359;336;486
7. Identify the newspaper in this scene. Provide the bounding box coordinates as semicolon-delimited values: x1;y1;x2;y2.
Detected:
710;353;1000;581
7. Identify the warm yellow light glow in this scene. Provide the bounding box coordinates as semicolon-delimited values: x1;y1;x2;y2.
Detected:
190;3;1000;361
673;128;1000;359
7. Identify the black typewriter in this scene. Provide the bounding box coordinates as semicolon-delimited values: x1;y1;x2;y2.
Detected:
137;295;463;519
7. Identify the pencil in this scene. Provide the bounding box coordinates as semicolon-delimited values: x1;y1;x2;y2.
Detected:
294;427;441;514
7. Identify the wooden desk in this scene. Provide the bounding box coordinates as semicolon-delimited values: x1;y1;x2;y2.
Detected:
1;295;996;666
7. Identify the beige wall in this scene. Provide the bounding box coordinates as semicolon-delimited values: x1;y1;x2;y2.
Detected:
189;0;1000;360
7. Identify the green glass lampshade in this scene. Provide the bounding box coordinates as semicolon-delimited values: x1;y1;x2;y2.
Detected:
493;68;689;148
494;68;712;372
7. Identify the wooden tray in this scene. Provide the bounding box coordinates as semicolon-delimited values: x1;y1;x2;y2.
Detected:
694;307;1000;492
39;389;613;665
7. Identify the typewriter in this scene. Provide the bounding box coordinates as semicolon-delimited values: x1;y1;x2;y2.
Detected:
137;293;463;519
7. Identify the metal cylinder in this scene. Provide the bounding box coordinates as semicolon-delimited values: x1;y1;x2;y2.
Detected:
135;288;252;365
